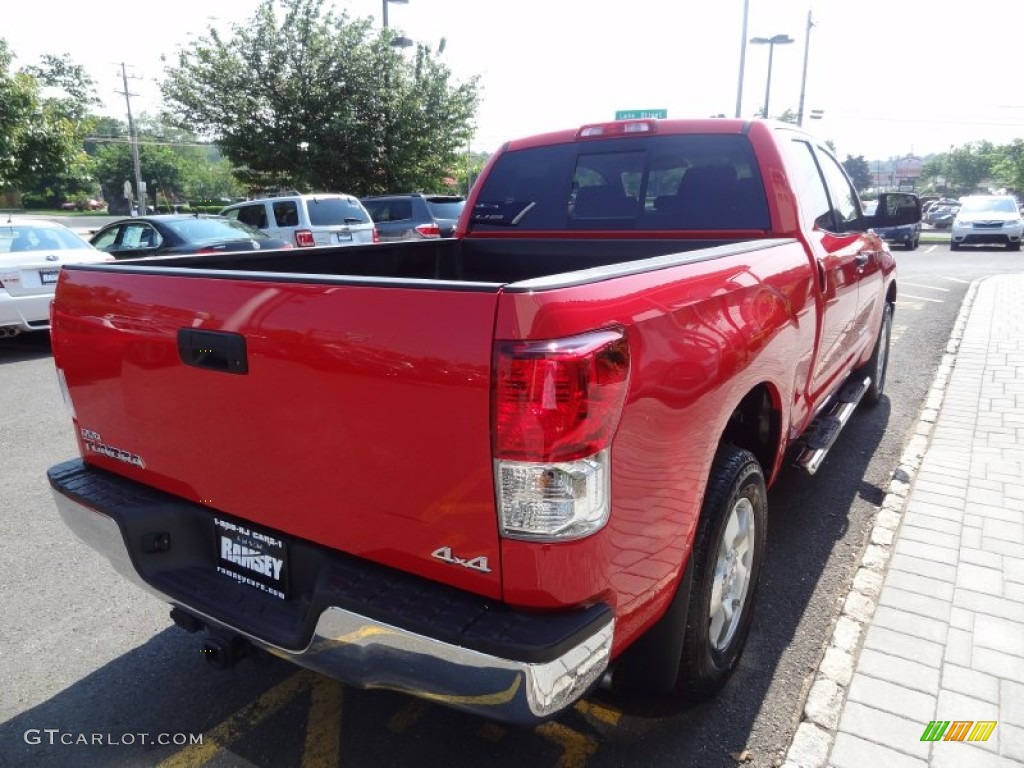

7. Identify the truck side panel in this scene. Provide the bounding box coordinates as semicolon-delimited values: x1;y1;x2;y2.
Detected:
493;240;817;655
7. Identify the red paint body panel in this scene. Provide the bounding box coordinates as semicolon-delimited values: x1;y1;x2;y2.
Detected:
51;269;504;598
495;240;818;655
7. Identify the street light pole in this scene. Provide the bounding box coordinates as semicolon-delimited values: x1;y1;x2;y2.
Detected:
797;11;814;126
750;34;794;120
382;0;408;29
735;0;750;118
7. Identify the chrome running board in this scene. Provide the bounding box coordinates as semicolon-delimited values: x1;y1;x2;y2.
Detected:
796;377;871;475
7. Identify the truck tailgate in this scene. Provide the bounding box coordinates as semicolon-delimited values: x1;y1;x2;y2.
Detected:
52;267;503;598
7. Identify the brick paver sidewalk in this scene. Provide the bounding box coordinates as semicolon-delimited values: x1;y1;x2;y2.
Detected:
785;273;1024;768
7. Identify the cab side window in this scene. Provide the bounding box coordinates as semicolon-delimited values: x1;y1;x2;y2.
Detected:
783;139;833;231
816;150;861;232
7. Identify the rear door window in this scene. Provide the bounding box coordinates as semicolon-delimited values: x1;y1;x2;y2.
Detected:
272;201;300;227
232;204;268;229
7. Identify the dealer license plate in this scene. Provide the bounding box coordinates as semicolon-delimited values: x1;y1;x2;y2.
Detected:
39;269;60;285
214;517;289;599
335;232;352;243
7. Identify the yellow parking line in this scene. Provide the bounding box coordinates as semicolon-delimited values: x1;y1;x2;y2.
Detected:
388;702;427;733
573;699;622;726
302;677;343;768
535;722;599;768
158;670;315;768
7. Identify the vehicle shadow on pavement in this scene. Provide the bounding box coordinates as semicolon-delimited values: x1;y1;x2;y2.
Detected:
0;333;53;364
586;399;892;767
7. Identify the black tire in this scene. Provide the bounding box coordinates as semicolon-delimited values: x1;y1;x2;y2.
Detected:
859;302;893;406
1009;242;1021;252
675;445;766;702
950;241;961;251
906;238;919;251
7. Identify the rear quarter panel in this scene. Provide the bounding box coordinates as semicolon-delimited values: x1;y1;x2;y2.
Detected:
493;240;816;655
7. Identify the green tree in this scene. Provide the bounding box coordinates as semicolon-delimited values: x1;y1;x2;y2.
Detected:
161;0;480;195
842;155;872;192
948;143;992;194
990;138;1024;193
89;116;246;204
0;39;98;200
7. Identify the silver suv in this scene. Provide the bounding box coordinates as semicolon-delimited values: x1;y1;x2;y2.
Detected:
220;193;378;248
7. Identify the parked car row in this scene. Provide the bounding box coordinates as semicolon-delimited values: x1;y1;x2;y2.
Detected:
220;191;467;248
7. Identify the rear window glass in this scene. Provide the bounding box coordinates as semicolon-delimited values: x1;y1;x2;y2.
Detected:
469;134;770;232
306;197;371;226
363;199;412;222
425;200;466;219
165;217;268;242
0;225;90;252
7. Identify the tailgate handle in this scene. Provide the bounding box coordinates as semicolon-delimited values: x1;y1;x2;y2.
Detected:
177;329;249;375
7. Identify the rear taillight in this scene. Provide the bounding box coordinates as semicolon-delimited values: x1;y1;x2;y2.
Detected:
493;328;630;541
494;329;630;462
414;223;442;238
372;227;380;243
295;230;315;247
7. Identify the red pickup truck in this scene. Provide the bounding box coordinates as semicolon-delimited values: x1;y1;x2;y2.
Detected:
47;118;919;724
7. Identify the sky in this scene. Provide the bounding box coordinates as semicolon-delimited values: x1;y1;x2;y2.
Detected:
4;0;1024;163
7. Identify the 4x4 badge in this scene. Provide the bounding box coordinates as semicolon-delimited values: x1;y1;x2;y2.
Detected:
431;546;491;573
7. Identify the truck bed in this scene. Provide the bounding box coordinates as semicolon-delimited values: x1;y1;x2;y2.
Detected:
78;236;770;287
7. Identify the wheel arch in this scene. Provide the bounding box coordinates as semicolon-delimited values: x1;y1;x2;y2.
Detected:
719;382;784;485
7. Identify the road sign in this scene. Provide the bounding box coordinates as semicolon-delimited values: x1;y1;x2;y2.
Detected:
615;109;667;120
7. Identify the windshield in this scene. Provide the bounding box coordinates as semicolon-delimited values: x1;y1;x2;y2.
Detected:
164;217;268;242
960;197;1018;214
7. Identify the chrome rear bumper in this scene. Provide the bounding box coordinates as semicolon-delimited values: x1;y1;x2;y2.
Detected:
48;460;613;724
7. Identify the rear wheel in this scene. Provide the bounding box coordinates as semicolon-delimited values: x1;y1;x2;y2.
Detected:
951;241;961;251
1008;242;1021;252
675;445;766;701
859;302;893;406
906;238;919;251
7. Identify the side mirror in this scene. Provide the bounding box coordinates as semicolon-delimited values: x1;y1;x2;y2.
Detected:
869;192;921;227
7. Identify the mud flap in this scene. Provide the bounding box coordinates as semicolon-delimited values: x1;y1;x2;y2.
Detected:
608;555;694;694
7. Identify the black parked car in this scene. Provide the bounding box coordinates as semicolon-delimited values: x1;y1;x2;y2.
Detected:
89;214;292;258
359;193;465;241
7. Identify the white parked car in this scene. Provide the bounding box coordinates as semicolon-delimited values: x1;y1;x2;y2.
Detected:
0;218;113;337
950;195;1023;251
219;193;378;248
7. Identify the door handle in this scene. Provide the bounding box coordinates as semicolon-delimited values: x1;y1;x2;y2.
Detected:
177;329;249;374
855;251;873;267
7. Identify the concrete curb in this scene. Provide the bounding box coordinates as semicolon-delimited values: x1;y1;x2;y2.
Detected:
780;278;982;768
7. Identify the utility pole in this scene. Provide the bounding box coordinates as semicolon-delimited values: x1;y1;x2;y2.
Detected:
118;63;144;216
